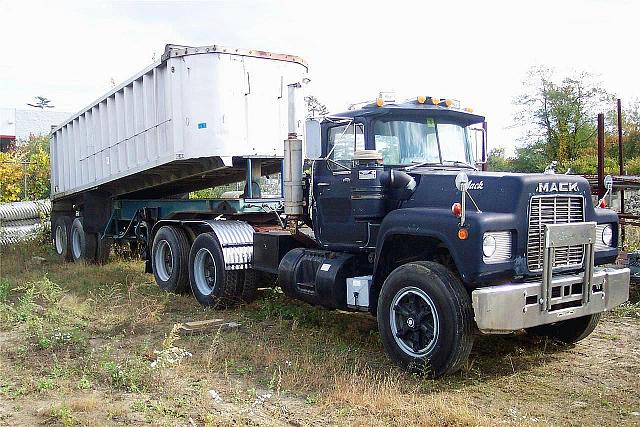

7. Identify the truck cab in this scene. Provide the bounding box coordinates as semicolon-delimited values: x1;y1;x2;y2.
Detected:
256;94;630;377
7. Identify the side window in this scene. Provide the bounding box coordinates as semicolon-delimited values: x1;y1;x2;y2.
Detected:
327;123;365;170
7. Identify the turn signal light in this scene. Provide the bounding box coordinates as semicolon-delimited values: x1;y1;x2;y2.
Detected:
457;228;469;240
376;98;385;107
464;107;474;113
598;198;607;208
417;95;426;104
451;202;462;217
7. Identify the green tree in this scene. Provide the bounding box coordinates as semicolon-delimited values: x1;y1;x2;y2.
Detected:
513;67;611;165
305;96;329;118
487;147;513;172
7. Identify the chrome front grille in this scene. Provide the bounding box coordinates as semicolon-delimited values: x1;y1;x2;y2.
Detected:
527;195;584;271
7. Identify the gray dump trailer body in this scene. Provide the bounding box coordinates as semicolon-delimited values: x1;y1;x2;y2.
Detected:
50;44;307;200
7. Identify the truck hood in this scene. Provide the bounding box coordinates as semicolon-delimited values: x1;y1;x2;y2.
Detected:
403;170;593;213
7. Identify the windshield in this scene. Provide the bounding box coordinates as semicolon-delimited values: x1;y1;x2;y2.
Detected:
373;117;474;166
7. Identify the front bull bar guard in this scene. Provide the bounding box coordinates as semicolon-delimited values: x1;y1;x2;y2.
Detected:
541;222;597;311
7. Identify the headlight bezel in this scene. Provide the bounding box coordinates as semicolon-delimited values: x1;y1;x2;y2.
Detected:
482;234;497;258
482;231;512;264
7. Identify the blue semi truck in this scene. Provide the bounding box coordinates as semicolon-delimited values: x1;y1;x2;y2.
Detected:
50;45;630;377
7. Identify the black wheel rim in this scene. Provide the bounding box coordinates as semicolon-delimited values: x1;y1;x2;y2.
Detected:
389;286;439;357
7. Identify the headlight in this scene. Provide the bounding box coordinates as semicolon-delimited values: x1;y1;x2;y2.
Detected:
482;235;497;257
601;224;613;246
482;231;512;263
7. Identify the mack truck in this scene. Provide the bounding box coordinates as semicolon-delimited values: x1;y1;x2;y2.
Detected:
50;44;630;377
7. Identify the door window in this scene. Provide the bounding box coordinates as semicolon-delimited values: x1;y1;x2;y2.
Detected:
327;123;365;170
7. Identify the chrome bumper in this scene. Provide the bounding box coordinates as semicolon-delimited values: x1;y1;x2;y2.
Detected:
472;222;630;334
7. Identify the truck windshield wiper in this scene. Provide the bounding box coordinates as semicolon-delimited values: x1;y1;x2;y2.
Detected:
441;160;477;170
404;160;475;171
403;161;441;171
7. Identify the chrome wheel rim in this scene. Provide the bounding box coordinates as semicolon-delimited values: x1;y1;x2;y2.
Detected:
55;225;66;254
194;248;216;296
390;286;439;357
154;240;173;282
71;227;82;259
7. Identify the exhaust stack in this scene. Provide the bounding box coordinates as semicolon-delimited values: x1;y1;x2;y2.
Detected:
284;83;304;231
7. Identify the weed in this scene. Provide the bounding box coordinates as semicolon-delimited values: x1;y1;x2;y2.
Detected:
305;393;320;405
0;278;9;302
150;323;193;368
36;378;54;392
48;404;76;427
101;358;150;392
76;375;93;390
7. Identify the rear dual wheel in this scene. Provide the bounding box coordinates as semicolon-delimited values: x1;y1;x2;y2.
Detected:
151;225;191;293
53;215;111;264
150;227;268;306
188;232;243;308
53;216;73;261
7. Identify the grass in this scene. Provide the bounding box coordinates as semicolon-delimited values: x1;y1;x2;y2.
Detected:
0;240;639;425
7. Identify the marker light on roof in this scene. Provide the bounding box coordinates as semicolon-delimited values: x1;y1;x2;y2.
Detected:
465;107;474;112
445;99;454;107
376;98;384;107
417;95;426;104
430;97;440;105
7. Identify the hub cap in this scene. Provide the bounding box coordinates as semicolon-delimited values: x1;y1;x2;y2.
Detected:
154;240;173;282
390;286;439;357
194;248;216;296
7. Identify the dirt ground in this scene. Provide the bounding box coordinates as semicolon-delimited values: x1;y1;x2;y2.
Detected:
0;241;639;426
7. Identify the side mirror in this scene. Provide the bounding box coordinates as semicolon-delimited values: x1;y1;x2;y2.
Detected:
455;172;469;192
304;119;322;160
470;125;487;167
604;175;613;191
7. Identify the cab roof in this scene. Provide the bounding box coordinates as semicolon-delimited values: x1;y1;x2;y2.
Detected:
324;99;485;127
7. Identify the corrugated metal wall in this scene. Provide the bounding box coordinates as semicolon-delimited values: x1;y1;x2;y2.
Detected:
51;49;307;200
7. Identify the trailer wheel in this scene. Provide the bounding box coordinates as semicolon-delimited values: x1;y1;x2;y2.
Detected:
53;216;73;261
526;313;601;344
189;232;243;308
377;261;474;378
70;217;95;262
94;235;113;265
152;226;190;293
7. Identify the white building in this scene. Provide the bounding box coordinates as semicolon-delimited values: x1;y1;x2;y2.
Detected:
0;107;72;151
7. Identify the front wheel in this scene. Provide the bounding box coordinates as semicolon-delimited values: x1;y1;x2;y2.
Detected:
377;261;474;378
526;313;601;344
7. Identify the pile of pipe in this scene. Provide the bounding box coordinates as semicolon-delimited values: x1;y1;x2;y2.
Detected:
0;199;51;246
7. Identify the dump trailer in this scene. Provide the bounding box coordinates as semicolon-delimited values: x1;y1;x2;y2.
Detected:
51;44;630;378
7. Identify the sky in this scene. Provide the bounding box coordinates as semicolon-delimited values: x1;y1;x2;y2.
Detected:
1;0;638;153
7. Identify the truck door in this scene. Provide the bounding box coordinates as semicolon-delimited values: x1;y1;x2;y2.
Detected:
312;122;366;248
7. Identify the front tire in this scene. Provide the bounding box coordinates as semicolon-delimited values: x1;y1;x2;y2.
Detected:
188;232;243;308
526;313;601;344
377;261;474;378
151;226;190;293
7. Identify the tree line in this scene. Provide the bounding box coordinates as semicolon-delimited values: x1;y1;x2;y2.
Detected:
489;66;640;175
